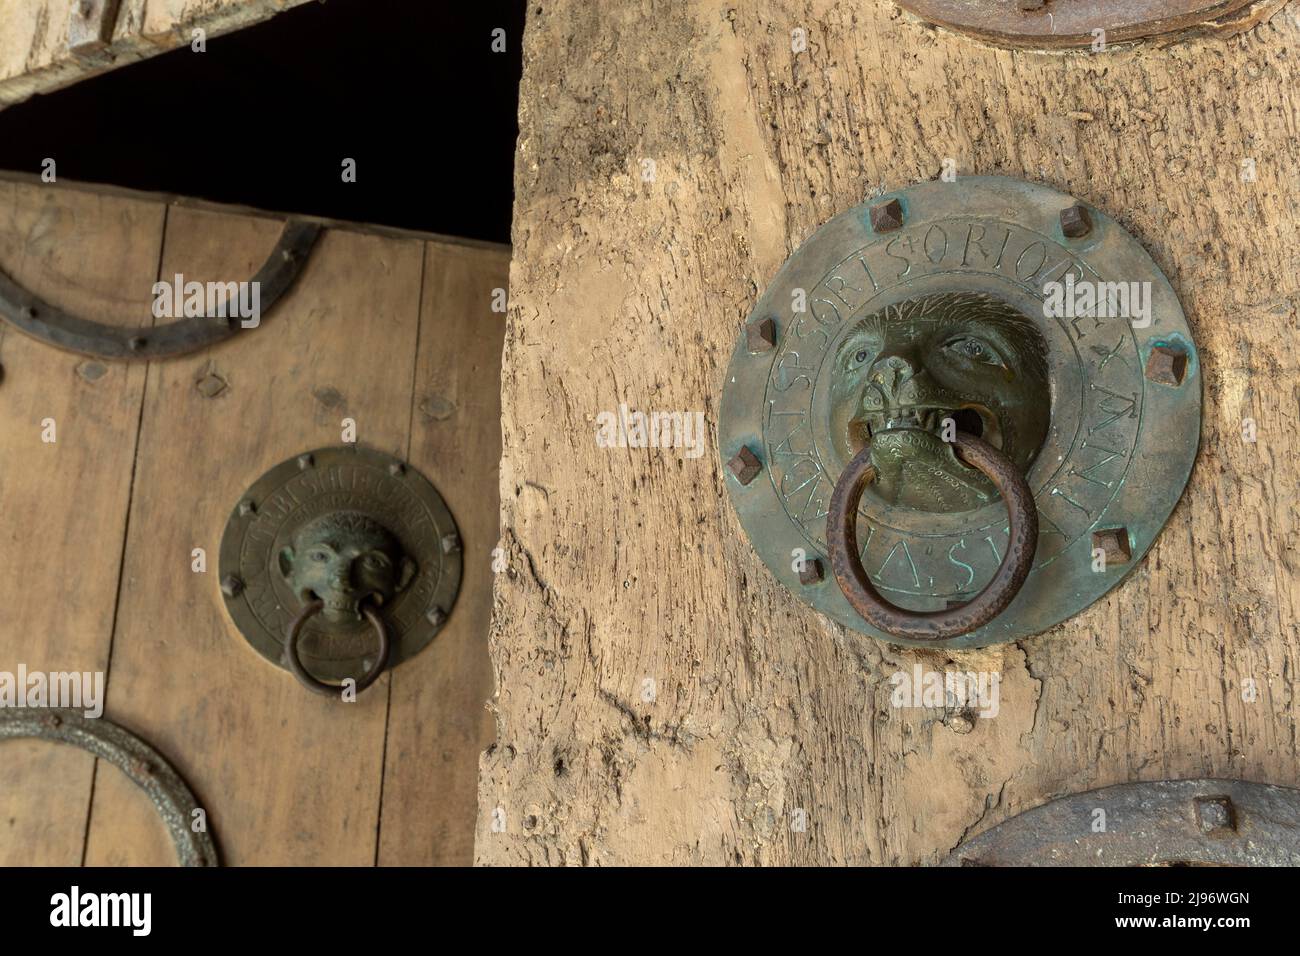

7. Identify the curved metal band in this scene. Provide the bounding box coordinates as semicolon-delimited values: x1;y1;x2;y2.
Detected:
284;599;391;697
0;708;218;866
945;779;1300;866
0;219;320;361
827;431;1038;641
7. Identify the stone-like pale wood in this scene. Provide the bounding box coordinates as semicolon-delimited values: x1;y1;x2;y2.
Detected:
477;1;1300;865
0;0;311;106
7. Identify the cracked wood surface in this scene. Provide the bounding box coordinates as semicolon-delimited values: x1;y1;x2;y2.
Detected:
477;0;1300;865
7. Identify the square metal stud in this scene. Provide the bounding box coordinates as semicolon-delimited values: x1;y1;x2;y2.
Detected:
1091;528;1131;565
726;446;762;485
746;317;776;353
1145;345;1188;386
870;198;904;233
1194;795;1237;835
1060;204;1093;238
798;558;824;586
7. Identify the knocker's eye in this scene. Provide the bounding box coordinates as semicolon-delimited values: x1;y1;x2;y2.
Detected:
944;336;1005;368
844;338;881;371
362;554;390;569
310;550;330;563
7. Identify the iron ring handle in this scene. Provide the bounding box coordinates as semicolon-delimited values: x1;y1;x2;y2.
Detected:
284;599;391;697
826;430;1038;641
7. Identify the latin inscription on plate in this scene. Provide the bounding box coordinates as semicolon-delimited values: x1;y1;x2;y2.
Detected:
762;219;1142;601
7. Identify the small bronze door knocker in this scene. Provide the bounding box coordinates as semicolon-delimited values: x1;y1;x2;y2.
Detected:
719;176;1200;648
218;445;462;696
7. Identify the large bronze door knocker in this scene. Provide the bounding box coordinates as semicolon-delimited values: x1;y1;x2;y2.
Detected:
719;176;1200;649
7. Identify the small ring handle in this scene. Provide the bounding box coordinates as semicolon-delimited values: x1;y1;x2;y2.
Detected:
284;599;391;697
826;430;1038;641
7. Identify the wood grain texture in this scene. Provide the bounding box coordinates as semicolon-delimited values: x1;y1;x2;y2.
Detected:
0;0;312;106
84;207;424;865
0;181;161;865
0;177;505;865
477;1;1300;865
0;1;65;79
377;243;509;866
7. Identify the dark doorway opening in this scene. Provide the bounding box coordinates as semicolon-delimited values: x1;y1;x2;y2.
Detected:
0;0;526;244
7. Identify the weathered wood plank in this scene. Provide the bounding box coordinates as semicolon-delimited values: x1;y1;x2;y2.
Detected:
0;0;312;106
84;205;426;865
478;1;1300;865
0;181;161;865
377;242;507;866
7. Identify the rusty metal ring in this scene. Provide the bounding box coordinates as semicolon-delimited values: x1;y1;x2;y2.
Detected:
0;708;218;866
827;430;1038;641
283;599;391;698
0;219;320;361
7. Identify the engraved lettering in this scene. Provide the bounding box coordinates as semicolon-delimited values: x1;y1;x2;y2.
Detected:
923;224;948;264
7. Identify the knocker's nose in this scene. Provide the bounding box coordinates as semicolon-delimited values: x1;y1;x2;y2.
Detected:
867;352;917;400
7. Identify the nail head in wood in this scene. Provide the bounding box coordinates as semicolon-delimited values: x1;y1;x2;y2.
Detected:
68;0;122;56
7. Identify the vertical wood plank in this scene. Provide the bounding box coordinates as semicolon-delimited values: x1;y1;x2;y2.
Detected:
84;208;425;865
0;180;160;865
377;241;508;866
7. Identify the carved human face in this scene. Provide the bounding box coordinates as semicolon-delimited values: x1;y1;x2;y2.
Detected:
279;512;416;622
829;292;1051;513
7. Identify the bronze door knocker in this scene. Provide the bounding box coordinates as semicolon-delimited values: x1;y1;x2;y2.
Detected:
219;445;462;697
719;176;1201;649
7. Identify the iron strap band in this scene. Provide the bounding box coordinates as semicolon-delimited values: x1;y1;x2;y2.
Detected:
826;431;1038;641
0;708;218;866
945;778;1300;866
0;219;320;361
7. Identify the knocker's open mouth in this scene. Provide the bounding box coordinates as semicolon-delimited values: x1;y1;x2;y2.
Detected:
301;587;389;622
863;404;952;436
860;403;997;446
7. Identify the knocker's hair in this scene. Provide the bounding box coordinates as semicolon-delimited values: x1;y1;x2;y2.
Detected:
291;510;399;550
839;291;1050;383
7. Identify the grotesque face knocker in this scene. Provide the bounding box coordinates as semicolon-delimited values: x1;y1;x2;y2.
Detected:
278;511;417;623
718;178;1200;650
220;446;463;698
829;291;1051;514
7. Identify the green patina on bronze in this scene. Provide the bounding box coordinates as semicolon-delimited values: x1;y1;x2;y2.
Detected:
718;176;1201;649
829;291;1051;513
279;511;417;623
218;445;461;683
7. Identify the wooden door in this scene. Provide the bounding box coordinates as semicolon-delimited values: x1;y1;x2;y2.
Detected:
0;175;506;865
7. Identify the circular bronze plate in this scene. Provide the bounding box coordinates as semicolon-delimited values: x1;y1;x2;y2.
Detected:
218;445;461;682
718;176;1200;648
944;779;1300;866
896;0;1278;50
